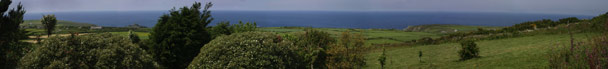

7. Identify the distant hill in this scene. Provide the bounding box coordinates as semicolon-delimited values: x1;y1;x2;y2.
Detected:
21;20;97;27
403;24;504;34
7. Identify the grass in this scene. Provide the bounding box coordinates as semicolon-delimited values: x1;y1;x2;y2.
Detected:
260;27;440;44
363;33;597;69
109;32;151;39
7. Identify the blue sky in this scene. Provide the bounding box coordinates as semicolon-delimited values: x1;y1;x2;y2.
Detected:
11;0;608;15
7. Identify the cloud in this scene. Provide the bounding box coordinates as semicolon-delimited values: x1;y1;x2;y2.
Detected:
10;0;608;15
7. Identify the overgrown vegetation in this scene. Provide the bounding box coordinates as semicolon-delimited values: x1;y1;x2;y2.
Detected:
18;33;159;68
208;21;258;38
290;28;335;68
326;31;367;68
547;13;608;69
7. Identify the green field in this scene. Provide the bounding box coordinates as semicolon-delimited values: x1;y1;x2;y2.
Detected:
260;27;440;44
22;20;97;27
363;33;597;69
109;32;151;39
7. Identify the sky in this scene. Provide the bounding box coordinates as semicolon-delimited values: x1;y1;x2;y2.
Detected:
9;0;608;15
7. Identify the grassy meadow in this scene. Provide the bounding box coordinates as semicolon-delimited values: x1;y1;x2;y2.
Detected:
363;33;598;69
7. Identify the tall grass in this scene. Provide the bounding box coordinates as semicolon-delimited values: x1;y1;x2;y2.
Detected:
548;34;608;69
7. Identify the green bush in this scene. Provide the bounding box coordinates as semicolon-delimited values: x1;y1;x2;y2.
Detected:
187;32;305;69
18;33;159;68
458;40;479;60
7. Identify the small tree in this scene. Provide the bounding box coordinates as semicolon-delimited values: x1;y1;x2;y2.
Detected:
419;51;423;62
41;14;57;37
458;40;479;60
128;30;140;43
378;47;387;69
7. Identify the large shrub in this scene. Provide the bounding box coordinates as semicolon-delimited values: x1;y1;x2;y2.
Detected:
458;40;479;60
148;2;213;68
18;33;159;68
187;32;304;69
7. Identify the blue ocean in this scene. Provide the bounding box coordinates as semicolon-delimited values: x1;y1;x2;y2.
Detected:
24;11;594;29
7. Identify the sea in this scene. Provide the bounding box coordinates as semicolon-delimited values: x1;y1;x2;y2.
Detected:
24;11;595;29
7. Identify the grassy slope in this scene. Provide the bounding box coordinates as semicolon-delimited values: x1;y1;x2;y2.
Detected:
260;27;440;44
363;33;597;69
405;24;504;34
22;20;96;27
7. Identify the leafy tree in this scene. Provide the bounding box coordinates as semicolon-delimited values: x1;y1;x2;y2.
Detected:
188;32;305;68
41;14;57;37
378;47;387;69
148;2;214;68
208;21;231;38
128;30;140;43
458;40;480;60
0;0;27;68
18;33;160;68
326;31;366;68
292;28;335;68
231;21;257;33
208;21;258;39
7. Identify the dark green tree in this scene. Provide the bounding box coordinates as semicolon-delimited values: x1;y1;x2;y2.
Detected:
458;40;480;60
148;2;213;68
188;32;305;68
41;14;57;37
208;21;231;38
128;30;140;43
0;0;27;68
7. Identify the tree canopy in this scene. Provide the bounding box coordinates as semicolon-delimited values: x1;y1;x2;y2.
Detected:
41;14;57;37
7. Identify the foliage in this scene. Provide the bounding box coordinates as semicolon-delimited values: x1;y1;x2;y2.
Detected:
326;31;367;68
128;30;140;43
292;28;335;68
230;21;257;33
378;47;387;69
458;40;479;60
187;32;305;68
208;21;231;38
208;21;258;38
18;33;159;68
41;14;57;37
0;0;27;68
548;35;608;69
558;17;580;24
148;2;213;68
